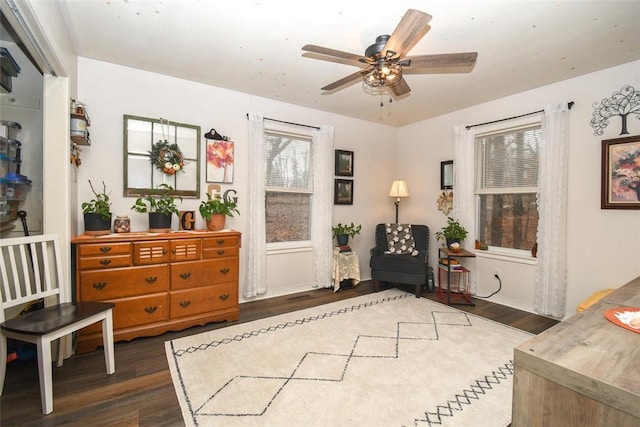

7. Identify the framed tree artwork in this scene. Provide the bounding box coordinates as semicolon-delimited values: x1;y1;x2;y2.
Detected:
335;150;354;177
601;134;640;209
206;139;235;183
334;179;353;205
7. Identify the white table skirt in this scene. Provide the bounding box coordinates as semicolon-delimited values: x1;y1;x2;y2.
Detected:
332;250;361;292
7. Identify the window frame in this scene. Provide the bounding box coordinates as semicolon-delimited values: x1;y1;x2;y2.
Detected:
474;122;542;258
264;129;314;247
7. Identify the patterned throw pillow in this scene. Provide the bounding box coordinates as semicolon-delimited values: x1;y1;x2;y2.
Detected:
384;224;419;256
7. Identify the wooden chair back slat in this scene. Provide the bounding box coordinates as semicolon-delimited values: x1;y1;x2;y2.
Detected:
0;234;63;310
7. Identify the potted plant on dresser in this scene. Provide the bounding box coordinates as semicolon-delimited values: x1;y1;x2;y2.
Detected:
81;180;112;235
199;193;239;231
131;184;181;232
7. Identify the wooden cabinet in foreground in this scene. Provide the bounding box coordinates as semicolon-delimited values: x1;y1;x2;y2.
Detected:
72;230;241;353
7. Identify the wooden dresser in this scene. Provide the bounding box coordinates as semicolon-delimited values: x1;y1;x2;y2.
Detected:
72;230;241;353
512;276;640;426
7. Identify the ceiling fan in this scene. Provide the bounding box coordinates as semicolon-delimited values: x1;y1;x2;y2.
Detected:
302;9;477;98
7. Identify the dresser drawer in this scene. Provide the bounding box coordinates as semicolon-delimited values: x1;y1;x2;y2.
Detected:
79;264;169;300
78;242;130;257
170;283;238;318
202;236;239;249
133;240;170;265
202;245;239;259
78;254;131;270
170;238;201;262
170;259;238;290
82;293;169;333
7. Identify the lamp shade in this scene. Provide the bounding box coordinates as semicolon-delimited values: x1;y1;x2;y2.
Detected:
388;180;410;198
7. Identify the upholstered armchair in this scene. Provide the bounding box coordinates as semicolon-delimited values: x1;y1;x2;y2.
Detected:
369;224;433;297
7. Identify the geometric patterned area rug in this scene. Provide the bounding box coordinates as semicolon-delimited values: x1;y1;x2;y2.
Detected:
165;289;532;427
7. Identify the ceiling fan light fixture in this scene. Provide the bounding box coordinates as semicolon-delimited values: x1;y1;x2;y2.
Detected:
362;63;402;88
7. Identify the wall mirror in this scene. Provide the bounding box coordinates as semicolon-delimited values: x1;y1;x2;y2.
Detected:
124;115;201;198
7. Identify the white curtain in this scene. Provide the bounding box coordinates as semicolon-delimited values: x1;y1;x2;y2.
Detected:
311;125;334;289
453;125;477;293
535;102;570;318
243;112;267;298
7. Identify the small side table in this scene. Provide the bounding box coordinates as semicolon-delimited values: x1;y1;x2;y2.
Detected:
332;249;360;292
437;247;475;306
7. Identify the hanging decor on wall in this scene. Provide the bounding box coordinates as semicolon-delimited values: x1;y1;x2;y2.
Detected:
205;128;234;183
150;139;185;175
590;85;639;136
436;190;453;215
601;134;640;209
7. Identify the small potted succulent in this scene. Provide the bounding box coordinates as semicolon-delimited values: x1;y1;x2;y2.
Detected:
435;216;469;252
199;193;239;231
81;180;112;235
131;184;181;232
332;222;362;246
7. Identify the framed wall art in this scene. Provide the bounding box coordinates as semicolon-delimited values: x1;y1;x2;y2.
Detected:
334;179;353;205
601;135;640;209
206;139;235;183
335;150;354;177
441;160;453;190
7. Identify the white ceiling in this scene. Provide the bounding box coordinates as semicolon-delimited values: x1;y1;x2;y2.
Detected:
58;0;640;127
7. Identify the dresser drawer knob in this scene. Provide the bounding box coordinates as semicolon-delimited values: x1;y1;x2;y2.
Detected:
180;272;192;280
179;301;191;308
99;259;112;266
220;267;230;275
144;306;158;314
162;249;167;255
172;248;177;254
145;276;158;284
99;246;112;253
220;294;229;301
216;239;225;245
217;249;225;255
92;282;107;291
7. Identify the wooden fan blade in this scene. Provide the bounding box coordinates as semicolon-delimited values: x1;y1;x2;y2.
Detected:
302;52;367;69
390;77;411;97
383;9;432;58
405;52;478;70
302;44;366;63
321;70;364;91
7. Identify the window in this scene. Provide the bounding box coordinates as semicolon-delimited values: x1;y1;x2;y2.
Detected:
265;131;313;243
476;124;541;252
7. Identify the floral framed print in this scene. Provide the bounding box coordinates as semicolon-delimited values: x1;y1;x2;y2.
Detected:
601;135;640;209
334;179;353;205
206;139;234;183
335;150;354;177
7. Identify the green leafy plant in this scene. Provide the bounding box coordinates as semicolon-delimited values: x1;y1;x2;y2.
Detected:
435;217;469;242
199;193;240;220
332;222;362;238
81;180;112;220
131;184;181;216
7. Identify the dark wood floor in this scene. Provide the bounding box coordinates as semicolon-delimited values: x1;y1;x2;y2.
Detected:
1;281;559;426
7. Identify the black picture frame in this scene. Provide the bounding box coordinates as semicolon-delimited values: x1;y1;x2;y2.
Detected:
334;179;353;205
441;160;454;189
335;150;354;177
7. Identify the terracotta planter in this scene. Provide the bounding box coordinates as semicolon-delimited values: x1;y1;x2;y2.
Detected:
205;214;226;231
84;213;112;236
148;212;172;233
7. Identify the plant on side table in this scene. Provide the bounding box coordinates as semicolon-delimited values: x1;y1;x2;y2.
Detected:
81;180;112;235
199;193;240;231
332;222;362;246
435;216;468;252
131;184;181;232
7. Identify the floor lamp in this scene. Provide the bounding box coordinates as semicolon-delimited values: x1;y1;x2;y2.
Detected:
388;180;410;223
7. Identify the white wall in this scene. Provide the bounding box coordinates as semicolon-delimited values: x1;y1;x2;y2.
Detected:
76;58;397;301
398;60;640;317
